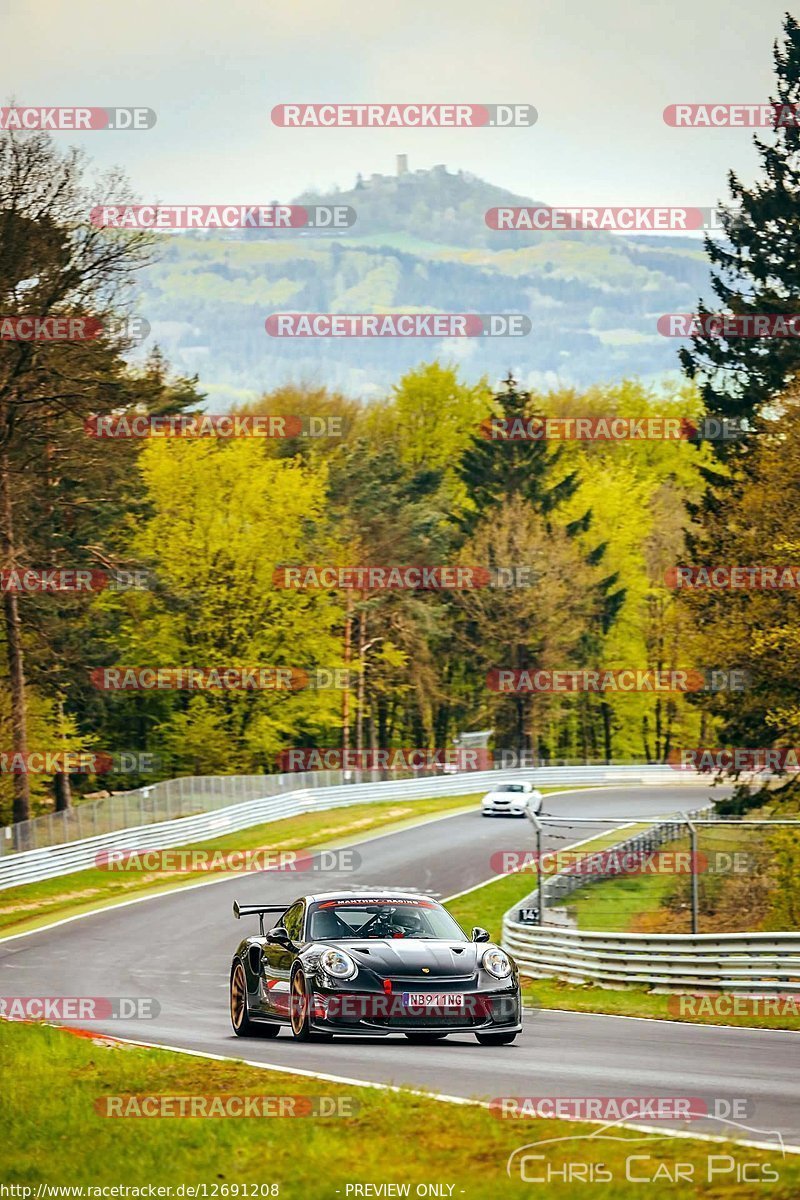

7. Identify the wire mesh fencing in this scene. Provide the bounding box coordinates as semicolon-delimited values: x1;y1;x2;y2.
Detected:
507;812;800;935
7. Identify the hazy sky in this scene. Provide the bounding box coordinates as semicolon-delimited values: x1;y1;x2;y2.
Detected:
1;0;795;207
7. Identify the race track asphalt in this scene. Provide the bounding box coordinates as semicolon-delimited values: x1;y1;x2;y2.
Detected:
3;782;797;1151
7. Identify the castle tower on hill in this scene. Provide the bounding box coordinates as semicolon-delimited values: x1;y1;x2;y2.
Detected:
396;154;409;176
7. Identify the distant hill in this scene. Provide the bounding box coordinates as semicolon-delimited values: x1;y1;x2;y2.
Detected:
131;161;714;402
292;162;546;248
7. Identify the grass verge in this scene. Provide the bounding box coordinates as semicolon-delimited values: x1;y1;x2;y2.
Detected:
564;823;778;936
566;838;688;932
1;1021;796;1197
521;978;800;1031
445;821;652;943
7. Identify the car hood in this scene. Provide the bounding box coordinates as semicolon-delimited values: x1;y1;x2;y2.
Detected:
337;938;482;977
483;790;529;801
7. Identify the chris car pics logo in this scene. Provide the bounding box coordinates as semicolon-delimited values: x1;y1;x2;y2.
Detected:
506;1118;784;1185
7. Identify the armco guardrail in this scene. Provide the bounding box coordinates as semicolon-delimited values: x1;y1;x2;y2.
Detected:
2;770;356;854
502;924;800;993
0;760;677;855
501;806;800;993
0;764;701;890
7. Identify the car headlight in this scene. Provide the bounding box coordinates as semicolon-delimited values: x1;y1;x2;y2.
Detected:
482;948;512;978
319;947;358;980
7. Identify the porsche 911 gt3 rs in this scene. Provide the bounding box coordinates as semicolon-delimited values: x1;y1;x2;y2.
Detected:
229;890;522;1044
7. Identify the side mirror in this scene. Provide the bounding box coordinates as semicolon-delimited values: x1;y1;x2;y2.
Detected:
267;926;290;946
471;926;491;943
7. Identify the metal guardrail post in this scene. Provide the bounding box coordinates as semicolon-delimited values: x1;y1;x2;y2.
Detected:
681;811;699;935
526;808;544;925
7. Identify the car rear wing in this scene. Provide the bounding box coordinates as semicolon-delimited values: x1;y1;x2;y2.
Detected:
233;901;287;935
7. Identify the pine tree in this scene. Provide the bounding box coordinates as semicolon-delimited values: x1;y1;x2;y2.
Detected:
680;14;800;439
456;375;626;760
457;373;580;526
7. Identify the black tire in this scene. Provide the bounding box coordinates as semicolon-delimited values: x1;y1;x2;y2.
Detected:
290;969;333;1042
404;1031;448;1043
475;1030;518;1046
230;962;280;1038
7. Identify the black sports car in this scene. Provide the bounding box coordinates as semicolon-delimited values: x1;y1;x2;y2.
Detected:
229;890;522;1044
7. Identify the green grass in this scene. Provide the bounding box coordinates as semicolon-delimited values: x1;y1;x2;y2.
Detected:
2;1021;796;1197
0;793;483;938
554;822;781;935
567;858;684;931
445;821;652;942
523;978;800;1031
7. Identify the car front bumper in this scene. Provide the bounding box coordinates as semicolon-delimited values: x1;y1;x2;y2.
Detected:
308;982;522;1036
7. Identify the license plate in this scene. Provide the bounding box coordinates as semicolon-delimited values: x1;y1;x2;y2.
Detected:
402;992;464;1007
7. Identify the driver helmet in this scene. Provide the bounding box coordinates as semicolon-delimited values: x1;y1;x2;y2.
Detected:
390;909;425;937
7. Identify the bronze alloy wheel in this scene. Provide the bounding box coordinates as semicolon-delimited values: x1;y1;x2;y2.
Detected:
289;970;333;1042
290;970;308;1036
231;963;247;1031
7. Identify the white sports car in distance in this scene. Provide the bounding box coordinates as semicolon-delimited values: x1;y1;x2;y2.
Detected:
481;781;543;817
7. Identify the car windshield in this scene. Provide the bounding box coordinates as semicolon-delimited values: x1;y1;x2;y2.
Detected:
307;899;469;941
496;784;527;793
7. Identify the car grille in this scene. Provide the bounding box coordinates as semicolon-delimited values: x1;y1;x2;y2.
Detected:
376;1009;481;1028
390;974;475;984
